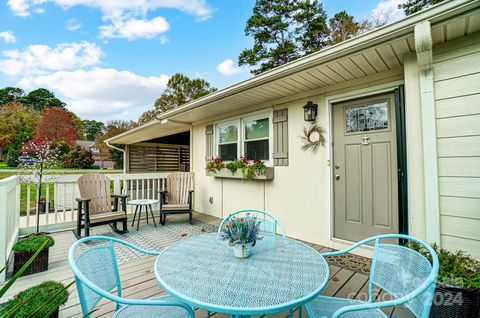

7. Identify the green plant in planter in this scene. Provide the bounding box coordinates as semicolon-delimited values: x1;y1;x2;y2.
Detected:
0;281;69;318
13;235;55;253
240;158;267;180
206;157;225;173
407;241;480;289
226;160;245;175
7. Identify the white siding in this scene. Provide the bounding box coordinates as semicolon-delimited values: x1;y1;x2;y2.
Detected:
433;33;480;259
192;68;404;253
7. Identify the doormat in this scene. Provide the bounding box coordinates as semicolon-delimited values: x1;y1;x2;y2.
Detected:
326;253;372;274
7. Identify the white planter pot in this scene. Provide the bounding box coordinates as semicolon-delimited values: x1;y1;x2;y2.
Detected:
232;242;254;259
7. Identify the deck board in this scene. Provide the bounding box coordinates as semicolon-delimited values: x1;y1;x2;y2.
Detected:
1;212;415;317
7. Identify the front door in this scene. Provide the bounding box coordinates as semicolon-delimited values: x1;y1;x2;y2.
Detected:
333;94;399;242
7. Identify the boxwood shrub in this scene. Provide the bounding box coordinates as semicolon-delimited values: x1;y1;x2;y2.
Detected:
13;235;55;253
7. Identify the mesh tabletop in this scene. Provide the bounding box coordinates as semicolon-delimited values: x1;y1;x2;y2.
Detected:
154;233;329;315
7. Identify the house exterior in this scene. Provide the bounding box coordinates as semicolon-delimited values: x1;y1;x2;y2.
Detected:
106;0;480;259
75;140;114;169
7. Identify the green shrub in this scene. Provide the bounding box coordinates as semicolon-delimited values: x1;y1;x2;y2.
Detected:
407;241;480;289
13;235;55;253
50;141;71;159
62;146;95;169
6;146;20;167
0;281;68;317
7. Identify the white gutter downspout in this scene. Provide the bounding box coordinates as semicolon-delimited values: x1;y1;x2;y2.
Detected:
105;141;127;175
414;21;441;244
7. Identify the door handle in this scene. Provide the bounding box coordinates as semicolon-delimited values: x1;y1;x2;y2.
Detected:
335;174;340;180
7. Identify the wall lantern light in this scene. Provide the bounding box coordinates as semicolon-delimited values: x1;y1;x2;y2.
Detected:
303;101;318;122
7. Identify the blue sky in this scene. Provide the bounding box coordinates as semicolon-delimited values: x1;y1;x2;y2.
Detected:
0;0;404;122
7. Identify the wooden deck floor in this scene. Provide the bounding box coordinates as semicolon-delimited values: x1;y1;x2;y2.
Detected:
1;212;413;318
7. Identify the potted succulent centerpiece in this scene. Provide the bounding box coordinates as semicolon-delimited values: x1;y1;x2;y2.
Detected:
408;242;480;317
0;281;69;318
220;216;262;259
13;234;54;276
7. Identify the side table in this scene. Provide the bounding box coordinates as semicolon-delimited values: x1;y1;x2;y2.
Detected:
127;199;158;230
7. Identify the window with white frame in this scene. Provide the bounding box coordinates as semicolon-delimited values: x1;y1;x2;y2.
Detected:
215;112;271;162
217;121;239;161
243;117;269;161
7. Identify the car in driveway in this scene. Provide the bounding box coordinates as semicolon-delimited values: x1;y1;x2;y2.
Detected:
18;156;38;165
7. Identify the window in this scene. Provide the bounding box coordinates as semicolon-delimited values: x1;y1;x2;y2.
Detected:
215;112;272;163
345;101;388;133
217;122;238;161
244;117;269;160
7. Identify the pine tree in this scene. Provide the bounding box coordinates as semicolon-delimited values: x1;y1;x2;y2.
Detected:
238;0;329;75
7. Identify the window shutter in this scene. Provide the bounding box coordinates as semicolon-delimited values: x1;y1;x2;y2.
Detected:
273;108;288;166
205;124;214;160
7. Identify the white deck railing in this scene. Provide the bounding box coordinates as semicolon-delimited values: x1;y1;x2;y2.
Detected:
0;176;20;282
0;172;174;282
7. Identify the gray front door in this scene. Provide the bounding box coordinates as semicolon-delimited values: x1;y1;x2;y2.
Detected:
333;94;399;242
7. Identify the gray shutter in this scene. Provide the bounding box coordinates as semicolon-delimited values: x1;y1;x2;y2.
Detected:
205;124;214;161
273;108;288;166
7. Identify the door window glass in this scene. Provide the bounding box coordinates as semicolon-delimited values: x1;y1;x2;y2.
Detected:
345;101;388;133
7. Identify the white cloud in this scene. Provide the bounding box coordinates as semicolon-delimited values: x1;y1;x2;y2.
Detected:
371;0;406;25
67;18;81;31
0;41;102;76
18;67;169;120
217;59;246;76
0;31;17;44
99;17;169;40
7;0;30;17
34;7;45;13
8;0;213;21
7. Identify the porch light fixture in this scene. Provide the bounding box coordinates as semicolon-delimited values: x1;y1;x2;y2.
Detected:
303;101;318;122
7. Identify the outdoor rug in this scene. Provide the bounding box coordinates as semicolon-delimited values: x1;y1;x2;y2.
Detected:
76;215;219;266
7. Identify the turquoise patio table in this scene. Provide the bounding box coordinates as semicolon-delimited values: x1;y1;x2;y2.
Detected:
154;233;329;317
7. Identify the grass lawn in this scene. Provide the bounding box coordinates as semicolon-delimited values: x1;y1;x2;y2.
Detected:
0;169;120;215
0;162;19;170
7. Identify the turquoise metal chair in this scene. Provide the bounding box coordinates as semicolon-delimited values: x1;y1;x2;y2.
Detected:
217;208;287;237
306;234;439;318
68;236;195;318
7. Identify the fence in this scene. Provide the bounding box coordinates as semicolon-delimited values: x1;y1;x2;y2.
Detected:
0;172;179;282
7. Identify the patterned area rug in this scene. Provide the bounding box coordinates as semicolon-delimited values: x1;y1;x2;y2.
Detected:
79;216;219;265
76;216;372;274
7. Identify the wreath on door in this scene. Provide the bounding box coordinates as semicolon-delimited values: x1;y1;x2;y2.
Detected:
300;124;326;151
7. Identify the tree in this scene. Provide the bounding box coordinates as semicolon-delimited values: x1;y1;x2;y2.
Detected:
329;11;370;45
138;110;157;125
66;111;85;140
399;0;446;15
20;139;61;233
22;88;65;111
238;0;329;75
0;87;25;105
0;103;40;151
96;120;137;169
139;73;217;124
82;120;105;141
34;108;78;146
6;146;20;167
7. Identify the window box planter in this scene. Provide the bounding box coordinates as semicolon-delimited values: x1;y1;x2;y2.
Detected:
206;167;274;180
13;234;54;276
